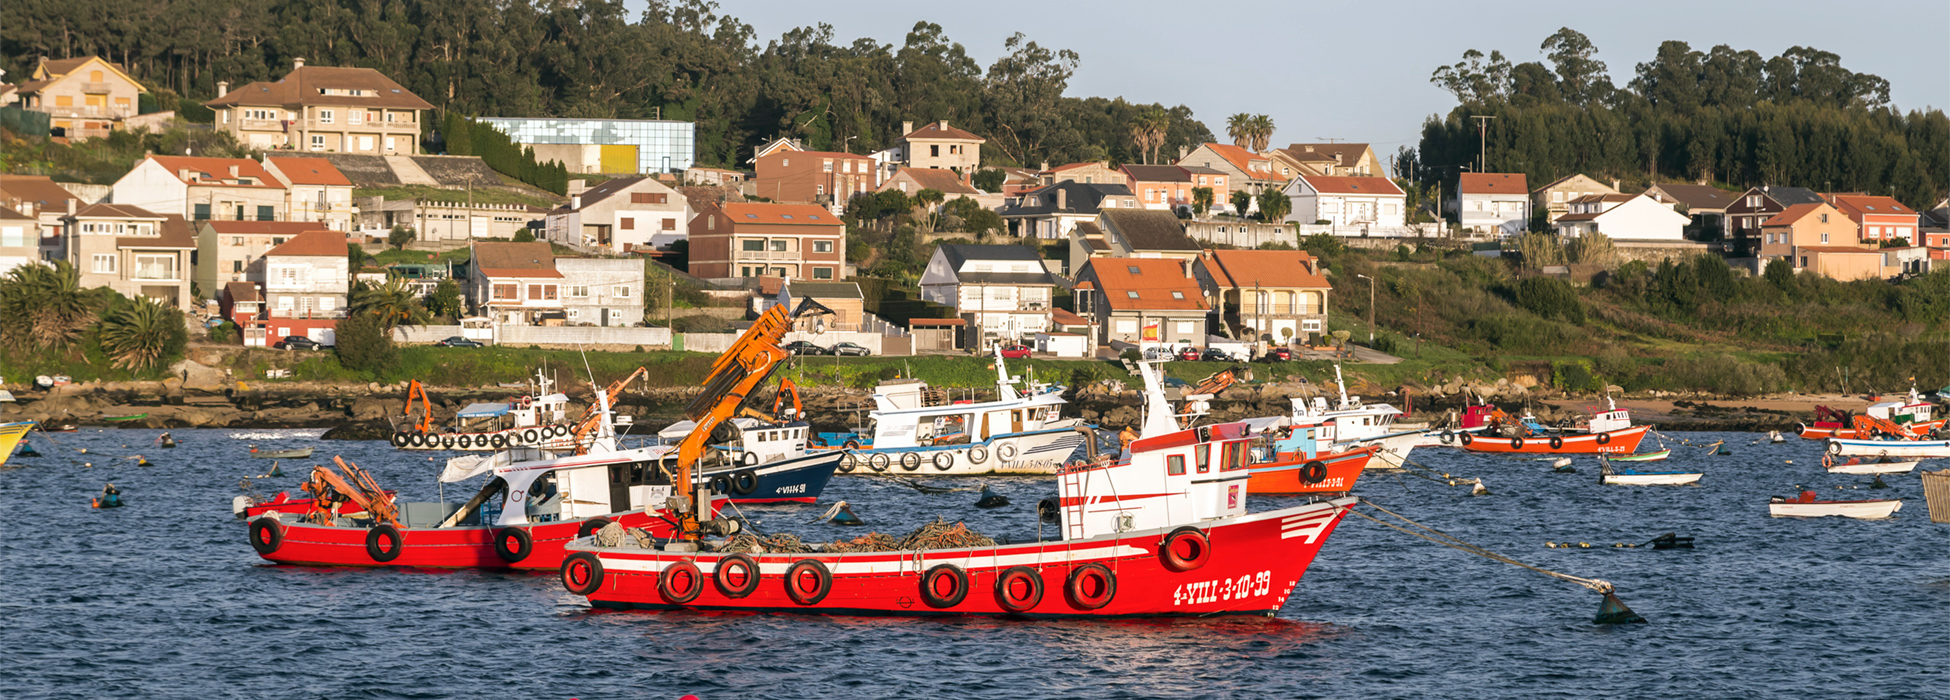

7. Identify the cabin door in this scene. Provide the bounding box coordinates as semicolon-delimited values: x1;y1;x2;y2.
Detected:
1012;410;1024;433
607;463;633;512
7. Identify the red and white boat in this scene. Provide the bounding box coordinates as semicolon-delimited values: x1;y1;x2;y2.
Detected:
1243;426;1374;495
1798;388;1942;440
1769;491;1904;519
1461;398;1646;455
561;360;1360;618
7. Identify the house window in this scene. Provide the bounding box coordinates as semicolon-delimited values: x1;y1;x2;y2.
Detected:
822;161;833;173
349;110;362;125
1174;321;1194;335
1301;320;1322;332
813;267;833;280
1167;454;1186;476
257;206;275;221
1126;291;1139;299
526;284;558;300
613;285;630;298
194;204;211;221
813;240;833;253
319;296;336;312
930;145;940;157
310;135;325;150
1821;233;1829;243
92;254;117;274
621;218;635;230
742;240;765;252
277;296;293;311
661;218;675;231
133;254;176;280
1170;291;1185;300
1819;213;1829;223
319;110;334;124
571;285;589;298
770;240;787;252
492;284;517;300
1115;319;1137;333
567;309;579;319
707;216;716;231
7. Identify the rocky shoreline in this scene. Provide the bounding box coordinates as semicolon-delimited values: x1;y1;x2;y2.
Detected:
0;372;1838;436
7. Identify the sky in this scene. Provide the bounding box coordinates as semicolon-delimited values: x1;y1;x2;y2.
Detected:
640;0;1949;155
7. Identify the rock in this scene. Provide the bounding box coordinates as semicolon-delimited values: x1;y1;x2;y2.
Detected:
1512;374;1539;389
168;359;227;391
351;397;403;422
1101;405;1141;427
1604;385;1624;394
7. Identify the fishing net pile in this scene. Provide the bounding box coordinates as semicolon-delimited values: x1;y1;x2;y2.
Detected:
823;517;995;553
593;522;655;548
717;532;815;554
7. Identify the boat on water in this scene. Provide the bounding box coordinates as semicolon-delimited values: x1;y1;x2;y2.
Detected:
814;347;1088;476
42;423;78;433
1270;365;1420;470
1599;459;1701;486
103;413;147;422
1798;388;1942;439
249;446;314;459
1824;437;1950;459
391;371;580;451
1822;454;1921;475
1460;398;1647;455
1768;491;1903;519
1609;449;1671;463
563;359;1360;619
1243;425;1374;495
0;421;35;467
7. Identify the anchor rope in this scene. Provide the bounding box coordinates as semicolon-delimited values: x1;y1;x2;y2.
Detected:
1352;498;1615;594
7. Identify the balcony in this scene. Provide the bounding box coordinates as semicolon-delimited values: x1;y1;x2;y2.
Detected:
239;119;288;132
737;250;801;261
37;105;136;120
267;308;347;319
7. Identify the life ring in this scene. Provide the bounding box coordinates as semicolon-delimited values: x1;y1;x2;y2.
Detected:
1064;563;1116;610
1821;454;1835;470
658;560;705;604
458;434;474;450
730;469;759;496
491;433;509;449
1510;437;1525;449
522;428;540;444
844;439;862;450
714;554;762;598
1596;432;1612;445
868;453;891;472
493;527;533;563
707;474;733;496
1459;432;1474;446
1158;526;1210;572
740;451;760;468
366;523;404;563
900;452;923;472
390;432;409;447
248;517;283;555
1299;461;1328;484
577;517;613;539
1826;441;1842;455
783;559;832;605
997;442;1018;461
1440;430;1454;445
1549;436;1564;450
933;452;955;471
993;566;1043;613
920;563;970;608
561;551;605;595
968;445;989;464
839;453;858;473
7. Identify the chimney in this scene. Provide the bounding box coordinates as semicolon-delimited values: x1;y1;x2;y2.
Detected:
901;121;912;136
1181;259;1193;277
67;198;76;215
1040;161;1049;172
1056;188;1066;210
1178;145;1188;160
229;165;240;177
570;195;582;210
293;57;305;70
938;120;948;130
1611;179;1621;191
217;81;229;97
179;169;192;181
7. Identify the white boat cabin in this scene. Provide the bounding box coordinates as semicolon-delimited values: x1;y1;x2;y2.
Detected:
1866;388;1934;425
1582;397;1633;433
1058;362;1250;540
865;350;1072;450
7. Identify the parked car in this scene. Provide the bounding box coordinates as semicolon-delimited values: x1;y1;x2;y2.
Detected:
998;344;1033;359
783;341;830;356
1175;346;1202;361
830;342;872;357
435;336;485;348
274;336;327;351
1262;347;1293;362
1199;348;1236;362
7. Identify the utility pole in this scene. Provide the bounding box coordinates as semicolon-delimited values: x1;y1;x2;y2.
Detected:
1472;115;1496;173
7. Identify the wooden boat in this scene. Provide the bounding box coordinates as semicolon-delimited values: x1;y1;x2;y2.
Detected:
1768;491;1903;519
250;447;314;459
1609;449;1671;463
103;413;147;422
1599;461;1702;486
1462;397;1646;455
1824;437;1950;459
1822;455;1919;475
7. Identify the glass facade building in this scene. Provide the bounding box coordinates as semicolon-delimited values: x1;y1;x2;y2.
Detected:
474;118;695;174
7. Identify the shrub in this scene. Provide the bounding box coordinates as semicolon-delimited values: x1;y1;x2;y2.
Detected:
208;320;240;344
335;313;397;374
1513;276;1585;324
98;296;188;372
1552;359;1603;392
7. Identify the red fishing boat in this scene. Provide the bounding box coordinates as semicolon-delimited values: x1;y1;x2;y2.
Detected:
235;490;392;519
561;359;1360;618
1244;427;1374;495
1461;398;1647;455
1798;390;1942;439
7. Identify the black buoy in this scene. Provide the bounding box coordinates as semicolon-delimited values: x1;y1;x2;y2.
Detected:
1648;532;1694;550
16;444;40;457
1594;590;1647;624
975;485;1010;509
1869;475;1890;490
817;501;865;526
1036;497;1060;524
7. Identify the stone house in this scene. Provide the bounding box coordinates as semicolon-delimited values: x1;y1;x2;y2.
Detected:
206;58;432;154
12;57;146;139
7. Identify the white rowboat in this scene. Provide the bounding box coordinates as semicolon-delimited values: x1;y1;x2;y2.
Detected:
1825;460;1921;475
1825;438;1950;458
1769;498;1903;519
1602;472;1703;486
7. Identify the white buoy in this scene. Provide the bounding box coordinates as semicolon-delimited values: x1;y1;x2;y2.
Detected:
1471;478;1491;496
1551;458;1573;469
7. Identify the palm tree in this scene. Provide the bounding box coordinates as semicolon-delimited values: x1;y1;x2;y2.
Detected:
1249;114;1276;152
1226;113;1252;148
1130;108;1170;164
912;188;946;233
99;296;187;372
350;279;432;329
0;261;97;352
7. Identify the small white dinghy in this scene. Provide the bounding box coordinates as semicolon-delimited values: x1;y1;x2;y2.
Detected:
1769;491;1903;519
1600;459;1702;486
1823;454;1921;475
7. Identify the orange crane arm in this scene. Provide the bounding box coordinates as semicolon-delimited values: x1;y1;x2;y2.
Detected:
403;380;434;432
302;458;399;526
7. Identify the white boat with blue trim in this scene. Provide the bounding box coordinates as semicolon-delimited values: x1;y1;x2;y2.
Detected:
816;348;1089;475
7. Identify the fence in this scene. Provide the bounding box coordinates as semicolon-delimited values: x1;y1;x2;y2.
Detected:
0;107;51;137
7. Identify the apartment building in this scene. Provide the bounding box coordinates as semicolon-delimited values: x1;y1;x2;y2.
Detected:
206;58;432;154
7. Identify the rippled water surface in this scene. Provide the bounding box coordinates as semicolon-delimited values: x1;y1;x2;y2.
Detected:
2;428;1943;699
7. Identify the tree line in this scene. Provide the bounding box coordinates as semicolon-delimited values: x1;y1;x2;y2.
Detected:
1;0;1214;170
1407;29;1948;211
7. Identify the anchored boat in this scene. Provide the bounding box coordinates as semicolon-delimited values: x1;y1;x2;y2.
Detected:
249;446;313;459
1769;490;1903;519
563;359;1358;618
1243;425;1374;495
1798;388;1942;439
1822;454;1921;475
1461;398;1647;455
819;347;1088;475
1599;459;1701;486
0;421;34;467
391;371;581;451
1824;437;1950;459
1272;366;1420;470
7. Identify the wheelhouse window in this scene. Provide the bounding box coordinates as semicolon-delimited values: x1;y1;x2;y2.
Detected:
1167;454;1186;476
1195;444;1210;473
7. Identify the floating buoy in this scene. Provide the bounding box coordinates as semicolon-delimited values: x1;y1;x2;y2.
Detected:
1869;475;1889;490
1551;458;1573;469
974;485;1009;509
1471;479;1491;496
817;501;865;526
1648;532;1694;550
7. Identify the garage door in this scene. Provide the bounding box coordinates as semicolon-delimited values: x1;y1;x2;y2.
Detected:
599;145;639;174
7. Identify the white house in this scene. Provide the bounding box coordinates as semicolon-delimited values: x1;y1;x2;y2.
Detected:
262;156;354;231
555;256;646;326
544;177;689;254
919;243;1058;347
1455;172;1530;235
109;156;288;223
1553;193;1691;241
254;230;350;344
1283;175;1406;229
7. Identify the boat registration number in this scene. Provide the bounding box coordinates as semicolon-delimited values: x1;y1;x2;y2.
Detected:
776;484;805;495
1173;570;1271;606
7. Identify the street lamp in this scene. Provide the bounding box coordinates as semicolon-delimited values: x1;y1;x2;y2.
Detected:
1355;273;1375;345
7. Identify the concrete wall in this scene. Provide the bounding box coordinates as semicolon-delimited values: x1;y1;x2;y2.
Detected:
681;330;909;356
396;324;671;350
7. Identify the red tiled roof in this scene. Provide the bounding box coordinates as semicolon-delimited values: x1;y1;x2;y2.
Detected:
1198;144;1283;182
1300;175;1404;196
903;122;985;142
267;157;351;186
1830;195;1915;222
72;203;163;219
1571;193;1634;204
201;220;334;235
1203;250;1329;290
1458;173;1529;195
1051;308;1091;326
1086;258;1207;312
479;268;564;279
472;241;561;279
119;215;196;250
225;281;261;304
147;156;283;189
264;230;348;257
205;65;433;110
0;174;83;210
718;203;840;226
1761;203;1831;227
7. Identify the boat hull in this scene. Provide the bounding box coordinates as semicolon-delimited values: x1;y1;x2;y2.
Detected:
0;421;34;467
251;509;676;570
1461;426;1647;455
570;498;1355;618
1609;449;1671;463
1826;460;1920;475
393;425;579;451
1245;447;1372;495
1344;432;1418;470
1801;419;1945;440
837;426;1089;476
1825;438;1950;458
250;448;313;459
702;450;842;504
1769;500;1903;519
1602;472;1702;486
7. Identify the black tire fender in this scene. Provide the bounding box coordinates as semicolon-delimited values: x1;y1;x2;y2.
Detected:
783;559;832;605
1596;432;1612;445
868;453;891;472
562;551;604;595
900;452;923;472
1064;563;1117;610
365;523;404;563
730;469;759;496
1459;432;1474;446
493;527;533;563
714;554;762;598
522;428;540;444
248;517;283;555
1299;461;1327;484
968;445;988;464
993;566;1043;613
1510;437;1525;450
933;452;955;471
1549;436;1564;450
1158;526;1211;572
920;563;970;609
577;518;613;539
658;560;705;604
390;432;409;448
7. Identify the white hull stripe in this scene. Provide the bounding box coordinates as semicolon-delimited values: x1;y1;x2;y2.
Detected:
599;543;1154;576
